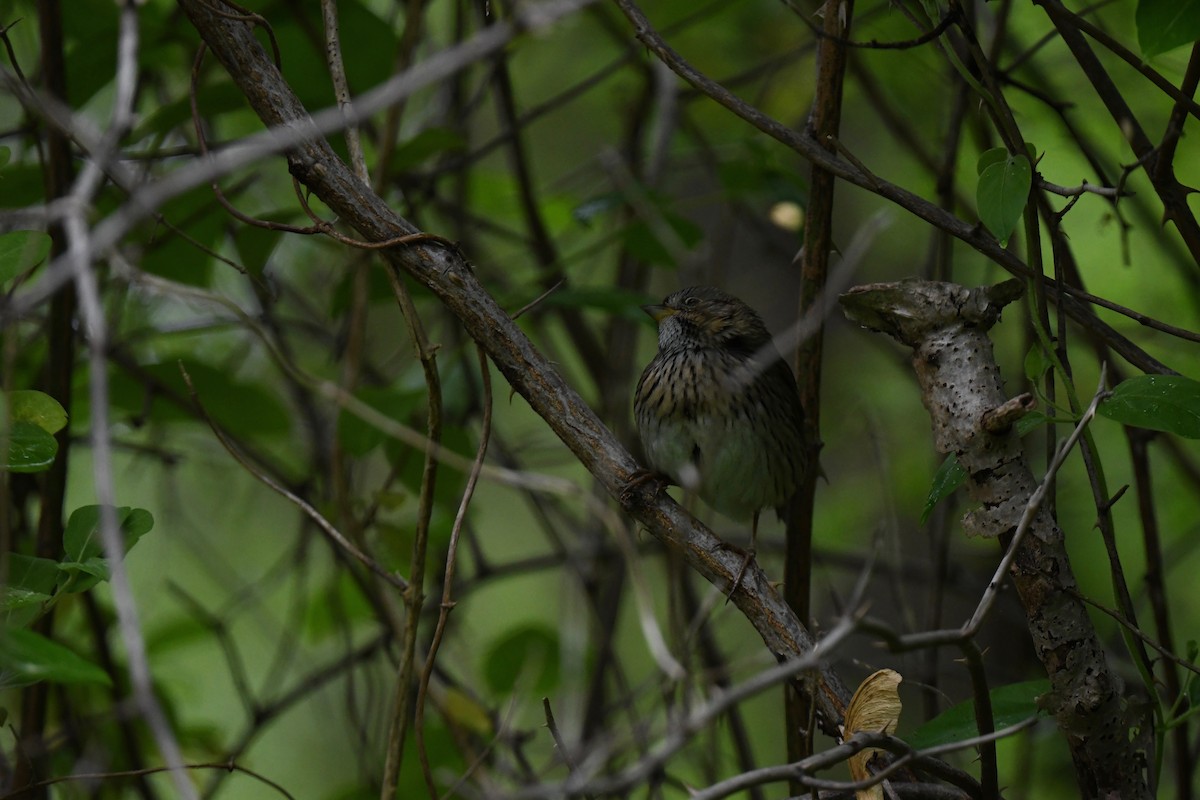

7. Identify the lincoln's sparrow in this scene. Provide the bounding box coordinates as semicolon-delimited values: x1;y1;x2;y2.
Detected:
634;286;805;588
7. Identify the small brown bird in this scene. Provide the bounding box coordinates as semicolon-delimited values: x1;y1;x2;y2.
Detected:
634;286;805;592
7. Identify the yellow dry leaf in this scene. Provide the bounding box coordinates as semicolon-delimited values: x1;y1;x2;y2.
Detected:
842;668;902;800
442;687;494;736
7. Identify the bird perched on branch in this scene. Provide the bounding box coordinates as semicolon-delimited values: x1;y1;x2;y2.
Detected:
633;286;806;595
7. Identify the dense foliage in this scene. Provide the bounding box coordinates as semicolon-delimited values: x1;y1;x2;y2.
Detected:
2;0;1200;798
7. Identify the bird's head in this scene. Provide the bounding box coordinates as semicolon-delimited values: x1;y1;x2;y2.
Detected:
643;286;771;355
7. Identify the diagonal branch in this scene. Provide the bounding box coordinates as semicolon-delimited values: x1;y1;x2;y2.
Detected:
174;0;852;732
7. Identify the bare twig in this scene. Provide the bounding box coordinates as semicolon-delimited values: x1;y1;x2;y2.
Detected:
543;698;597;800
501;614;859;799
63;4;195;796
380;264;445;798
320;0;368;183
0;761;297;800
177;362;406;589
1038;178;1123;199
6;0;603;317
691;720;1035;800
414;345;493;799
964;369;1108;635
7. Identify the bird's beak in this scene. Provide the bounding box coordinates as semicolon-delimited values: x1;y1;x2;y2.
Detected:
641;304;675;323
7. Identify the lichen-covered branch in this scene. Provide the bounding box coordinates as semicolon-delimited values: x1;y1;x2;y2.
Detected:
840;279;1149;799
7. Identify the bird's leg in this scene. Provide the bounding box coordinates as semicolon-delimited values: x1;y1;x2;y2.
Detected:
620;468;669;505
726;511;759;601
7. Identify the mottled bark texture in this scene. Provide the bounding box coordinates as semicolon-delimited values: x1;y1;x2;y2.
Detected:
841;279;1149;800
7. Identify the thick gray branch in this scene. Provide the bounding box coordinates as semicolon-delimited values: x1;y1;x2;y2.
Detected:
841;279;1149;799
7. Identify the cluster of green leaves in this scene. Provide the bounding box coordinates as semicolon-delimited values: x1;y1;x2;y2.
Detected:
973;0;1200;243
3;0;1199;794
3;506;154;689
0;384;156;691
1;388;65;474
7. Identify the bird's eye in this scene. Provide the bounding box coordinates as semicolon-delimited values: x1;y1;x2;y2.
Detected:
682;296;700;309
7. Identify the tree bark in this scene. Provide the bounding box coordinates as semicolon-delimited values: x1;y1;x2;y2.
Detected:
841;279;1150;799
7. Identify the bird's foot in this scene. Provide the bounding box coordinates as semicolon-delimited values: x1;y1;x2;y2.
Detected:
621;468;669;505
714;540;756;603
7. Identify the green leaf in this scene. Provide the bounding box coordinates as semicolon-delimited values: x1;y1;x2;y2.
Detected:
59;506;154;592
1098;375;1200;438
0;627;111;689
390;128;466;171
1024;344;1051;383
137;185;225;287
905;679;1049;750
1015;411;1051;437
4;554;61;598
920;455;966;524
0;421;58;472
622;214;704;267
716;140;809;203
0;590;53;625
1;555;59;626
64;505;155;563
8;390;68;435
0;390;66;471
389;425;473;524
109;360;290;438
337;386;425;457
328;261;399;316
0;165;49;210
57;560;111;594
233;220;289;276
170;361;290;438
976;147;1008;175
303;574;375;642
1137;0;1200;58
484;625;560;696
0;145;10;168
63;0;119;108
322;0;395;92
977;153;1032;246
1184;641;1200;707
133;82;249;140
0;231;52;285
977;143;1038;176
270;0;393;112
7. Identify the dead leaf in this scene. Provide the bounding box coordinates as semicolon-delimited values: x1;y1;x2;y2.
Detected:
842;669;902;800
